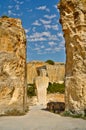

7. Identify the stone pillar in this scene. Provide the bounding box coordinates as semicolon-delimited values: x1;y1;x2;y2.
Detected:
58;0;86;115
0;17;26;114
35;69;49;106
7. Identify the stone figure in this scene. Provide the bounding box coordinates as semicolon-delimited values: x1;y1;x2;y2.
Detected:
35;69;49;106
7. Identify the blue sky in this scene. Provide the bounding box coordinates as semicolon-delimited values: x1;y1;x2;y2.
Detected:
0;0;66;63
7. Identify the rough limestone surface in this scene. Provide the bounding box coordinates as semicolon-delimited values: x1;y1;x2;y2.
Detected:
58;0;86;114
46;63;65;84
27;61;65;84
0;17;26;114
35;69;49;106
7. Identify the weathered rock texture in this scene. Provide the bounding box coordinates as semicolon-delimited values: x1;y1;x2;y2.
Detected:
27;61;65;84
58;0;86;114
0;17;26;114
35;69;49;105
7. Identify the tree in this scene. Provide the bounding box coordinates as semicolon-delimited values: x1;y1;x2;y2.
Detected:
45;60;55;65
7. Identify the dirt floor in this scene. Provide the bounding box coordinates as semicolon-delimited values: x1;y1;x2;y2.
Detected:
0;94;86;130
0;105;86;130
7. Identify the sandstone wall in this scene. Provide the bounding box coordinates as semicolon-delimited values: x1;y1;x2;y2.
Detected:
59;0;86;115
27;61;65;84
0;17;26;114
46;63;65;83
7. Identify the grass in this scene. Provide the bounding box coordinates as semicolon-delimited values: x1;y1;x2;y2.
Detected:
0;109;27;116
5;109;26;116
62;110;86;120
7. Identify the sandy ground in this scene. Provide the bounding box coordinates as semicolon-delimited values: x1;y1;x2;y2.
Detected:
29;93;65;106
0;105;86;130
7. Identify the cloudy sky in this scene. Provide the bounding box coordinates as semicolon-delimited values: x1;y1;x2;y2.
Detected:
0;0;66;62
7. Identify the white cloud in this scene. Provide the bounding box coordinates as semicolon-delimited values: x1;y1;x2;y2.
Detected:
48;34;58;41
45;48;52;51
48;41;56;46
41;45;45;49
32;20;41;26
58;32;63;37
13;0;19;4
40;19;51;24
8;10;22;16
36;5;46;10
32;27;36;32
27;9;32;12
54;47;61;51
29;37;46;42
51;25;59;31
25;29;29;33
33;47;40;51
8;10;12;15
36;5;50;12
8;5;13;9
59;39;65;48
54;5;60;12
15;4;20;10
28;31;58;42
28;31;51;42
19;1;24;4
30;32;51;38
44;24;58;31
44;14;56;19
13;0;24;5
54;5;57;9
41;32;51;37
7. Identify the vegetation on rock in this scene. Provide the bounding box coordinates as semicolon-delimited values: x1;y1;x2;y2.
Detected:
47;82;65;94
45;60;55;65
27;84;36;97
27;82;65;97
1;15;9;18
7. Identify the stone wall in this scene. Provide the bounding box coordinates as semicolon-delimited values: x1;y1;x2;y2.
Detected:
0;17;26;114
27;61;65;84
58;0;86;115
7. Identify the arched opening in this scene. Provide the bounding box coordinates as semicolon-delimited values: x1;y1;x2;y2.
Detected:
26;0;66;113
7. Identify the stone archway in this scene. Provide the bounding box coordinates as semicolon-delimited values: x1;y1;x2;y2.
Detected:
58;0;86;115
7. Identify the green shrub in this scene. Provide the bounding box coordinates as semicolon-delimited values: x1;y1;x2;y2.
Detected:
1;15;9;18
45;60;55;65
47;82;65;94
63;110;86;119
27;84;36;97
27;82;65;97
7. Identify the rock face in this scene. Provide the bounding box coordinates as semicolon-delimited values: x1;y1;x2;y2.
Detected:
46;63;65;84
0;17;26;114
27;61;44;84
59;0;86;114
27;61;65;84
35;69;49;106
